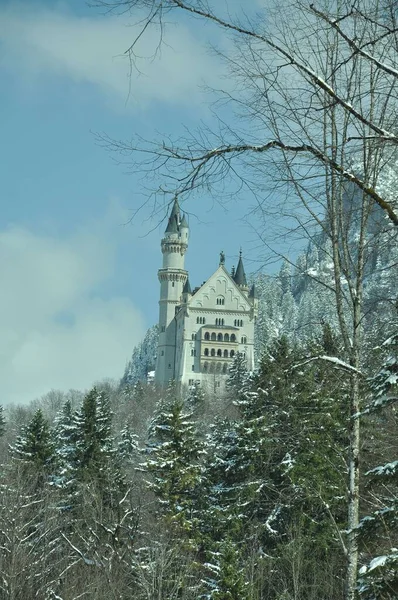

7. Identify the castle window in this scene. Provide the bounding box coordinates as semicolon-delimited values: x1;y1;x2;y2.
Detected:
223;363;228;374
223;349;228;358
241;336;247;344
192;365;195;371
191;349;194;356
161;350;164;356
203;362;208;372
211;348;216;357
189;379;194;385
224;333;229;342
231;334;236;342
217;349;222;357
230;350;235;358
204;348;209;356
217;333;223;342
211;333;216;341
197;317;199;324
172;282;175;287
216;296;225;305
192;333;196;340
203;317;206;324
204;332;210;340
168;363;172;368
215;318;219;326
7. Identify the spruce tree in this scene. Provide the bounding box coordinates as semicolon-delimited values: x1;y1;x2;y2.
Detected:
144;396;204;539
0;405;5;437
205;539;250;600
10;408;55;481
357;333;398;599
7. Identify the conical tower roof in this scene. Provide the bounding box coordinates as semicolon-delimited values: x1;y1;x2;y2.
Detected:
180;213;189;228
182;277;191;294
234;251;247;287
249;283;258;299
165;198;180;233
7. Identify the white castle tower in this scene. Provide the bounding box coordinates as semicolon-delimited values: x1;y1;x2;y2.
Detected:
155;200;258;389
155;199;189;384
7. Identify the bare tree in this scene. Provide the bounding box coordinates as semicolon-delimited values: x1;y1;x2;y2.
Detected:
93;1;398;598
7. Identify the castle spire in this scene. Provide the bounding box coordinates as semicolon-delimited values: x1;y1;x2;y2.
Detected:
234;249;248;288
165;198;180;234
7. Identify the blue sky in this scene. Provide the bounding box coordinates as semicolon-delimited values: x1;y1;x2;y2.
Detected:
0;0;287;404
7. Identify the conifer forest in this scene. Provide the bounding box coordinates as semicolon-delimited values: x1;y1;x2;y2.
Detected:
2;0;398;599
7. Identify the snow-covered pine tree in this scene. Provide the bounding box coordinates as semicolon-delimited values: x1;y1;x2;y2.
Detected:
53;398;78;494
121;324;159;386
226;352;250;398
144;396;204;541
358;333;398;599
0;405;5;437
204;539;250;600
9;408;56;484
185;381;206;416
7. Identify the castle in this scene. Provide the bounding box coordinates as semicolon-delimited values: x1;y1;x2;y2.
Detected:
155;199;258;389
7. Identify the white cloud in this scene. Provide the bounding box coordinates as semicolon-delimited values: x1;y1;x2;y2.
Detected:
0;210;146;405
0;2;224;108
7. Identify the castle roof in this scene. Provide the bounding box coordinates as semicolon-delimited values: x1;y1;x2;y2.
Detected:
248;283;258;299
180;213;188;228
234;251;247;287
182;277;191;294
165;198;180;233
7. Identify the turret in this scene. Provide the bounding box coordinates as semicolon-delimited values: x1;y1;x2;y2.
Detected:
248;283;259;312
155;199;189;385
234;250;248;293
182;277;192;304
180;213;189;246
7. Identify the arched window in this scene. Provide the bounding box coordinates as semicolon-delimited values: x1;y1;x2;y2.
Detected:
203;317;206;324
217;349;222;357
241;336;247;344
197;317;200;324
230;350;235;358
223;349;228;358
204;348;209;356
191;333;196;340
241;320;243;326
222;318;225;326
217;333;223;341
224;333;229;342
211;348;216;357
203;362;208;372
223;363;228;374
211;333;216;341
209;362;215;373
217;296;225;305
216;362;222;372
231;334;236;342
234;319;236;326
204;332;210;341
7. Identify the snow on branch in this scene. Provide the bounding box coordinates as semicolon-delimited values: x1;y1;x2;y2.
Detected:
293;355;364;375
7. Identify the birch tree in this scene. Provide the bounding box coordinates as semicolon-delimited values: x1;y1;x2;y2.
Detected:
93;1;398;597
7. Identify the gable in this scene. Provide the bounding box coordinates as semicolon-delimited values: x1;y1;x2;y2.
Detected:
189;266;251;311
